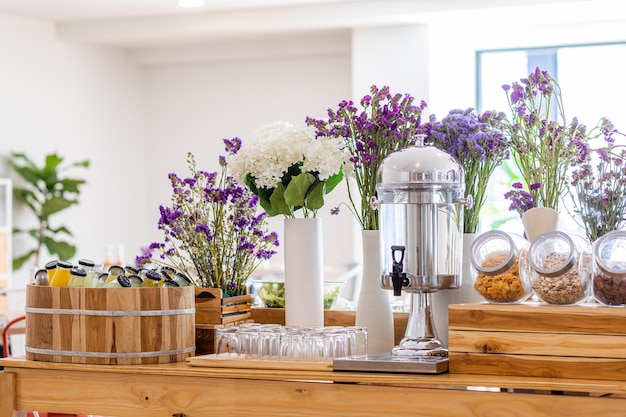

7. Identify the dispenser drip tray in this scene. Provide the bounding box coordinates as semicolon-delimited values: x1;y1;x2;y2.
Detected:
333;353;448;374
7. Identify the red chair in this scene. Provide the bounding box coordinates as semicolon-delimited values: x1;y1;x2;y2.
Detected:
2;315;98;417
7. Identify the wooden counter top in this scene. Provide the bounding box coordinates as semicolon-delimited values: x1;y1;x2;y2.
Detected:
2;356;626;417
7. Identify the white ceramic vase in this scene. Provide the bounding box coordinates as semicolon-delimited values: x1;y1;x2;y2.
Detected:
432;233;483;348
521;207;559;243
283;218;324;327
355;229;395;354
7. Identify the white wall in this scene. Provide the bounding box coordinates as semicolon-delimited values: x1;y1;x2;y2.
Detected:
0;13;147;288
143;52;356;269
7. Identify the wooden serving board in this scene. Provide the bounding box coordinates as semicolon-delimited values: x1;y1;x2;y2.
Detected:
187;353;333;371
448;302;626;381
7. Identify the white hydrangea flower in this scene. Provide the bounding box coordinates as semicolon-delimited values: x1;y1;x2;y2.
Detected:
229;121;344;189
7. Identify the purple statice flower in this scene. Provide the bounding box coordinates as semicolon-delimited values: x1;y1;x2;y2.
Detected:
305;84;428;230
425;108;509;233
567;127;626;242
504;186;535;217
499;67;610;214
136;151;278;296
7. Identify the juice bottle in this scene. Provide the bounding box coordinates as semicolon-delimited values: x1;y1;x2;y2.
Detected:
124;265;139;277
173;271;193;287
162;278;180;288
104;274;131;288
95;272;109;287
45;260;58;283
128;275;144;287
34;268;49;286
105;265;125;284
49;261;73;287
142;270;163;288
68;267;87;287
160;266;176;280
78;258;96;288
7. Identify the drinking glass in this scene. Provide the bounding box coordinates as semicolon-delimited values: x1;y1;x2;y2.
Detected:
323;326;347;359
279;327;304;361
346;326;368;357
302;328;326;362
215;327;240;357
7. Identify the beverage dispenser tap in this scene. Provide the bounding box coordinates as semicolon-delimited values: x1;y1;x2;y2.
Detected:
390;245;408;296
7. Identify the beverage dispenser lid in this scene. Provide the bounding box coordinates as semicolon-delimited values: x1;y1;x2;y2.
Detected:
376;135;464;189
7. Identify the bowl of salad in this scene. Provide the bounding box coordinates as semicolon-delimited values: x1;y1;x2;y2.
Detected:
251;280;345;309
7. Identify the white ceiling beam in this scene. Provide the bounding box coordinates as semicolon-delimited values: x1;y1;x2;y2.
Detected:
56;0;592;48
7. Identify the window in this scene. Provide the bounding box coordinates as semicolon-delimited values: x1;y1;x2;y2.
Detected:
475;43;626;234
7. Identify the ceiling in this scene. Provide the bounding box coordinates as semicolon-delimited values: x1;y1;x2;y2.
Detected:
0;0;623;49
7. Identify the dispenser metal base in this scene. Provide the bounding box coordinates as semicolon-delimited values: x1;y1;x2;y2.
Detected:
333;352;448;374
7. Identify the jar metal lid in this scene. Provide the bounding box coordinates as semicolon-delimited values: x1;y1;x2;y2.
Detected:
593;230;626;278
470;230;517;275
529;231;577;278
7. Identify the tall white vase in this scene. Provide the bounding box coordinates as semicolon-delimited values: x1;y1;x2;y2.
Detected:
283;218;324;327
432;233;482;348
355;230;395;354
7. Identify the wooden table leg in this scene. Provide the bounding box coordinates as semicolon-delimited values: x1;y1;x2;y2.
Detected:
0;371;16;417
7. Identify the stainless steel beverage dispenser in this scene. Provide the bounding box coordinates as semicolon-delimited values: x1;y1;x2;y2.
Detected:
374;134;470;358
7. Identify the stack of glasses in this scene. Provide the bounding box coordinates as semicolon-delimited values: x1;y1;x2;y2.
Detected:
215;323;367;362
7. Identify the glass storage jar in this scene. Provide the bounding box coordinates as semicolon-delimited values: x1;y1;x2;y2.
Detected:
592;230;626;306
528;231;592;305
470;231;532;303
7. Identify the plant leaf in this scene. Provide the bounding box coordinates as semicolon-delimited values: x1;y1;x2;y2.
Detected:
41;197;75;218
58;178;86;194
304;180;325;210
284;172;314;208
47;225;73;236
43;154;63;182
13;250;37;270
269;185;292;216
43;238;76;261
324;169;344;194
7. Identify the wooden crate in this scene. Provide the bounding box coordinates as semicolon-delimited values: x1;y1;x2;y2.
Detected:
195;287;251;325
25;284;195;365
448;302;626;381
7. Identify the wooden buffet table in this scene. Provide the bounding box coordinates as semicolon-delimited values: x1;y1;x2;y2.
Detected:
1;356;626;417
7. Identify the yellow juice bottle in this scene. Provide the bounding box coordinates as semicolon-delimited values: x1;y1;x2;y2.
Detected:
105;265;125;284
49;261;73;287
142;270;163;288
45;260;58;283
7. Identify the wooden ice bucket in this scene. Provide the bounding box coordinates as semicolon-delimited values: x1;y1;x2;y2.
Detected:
25;284;195;365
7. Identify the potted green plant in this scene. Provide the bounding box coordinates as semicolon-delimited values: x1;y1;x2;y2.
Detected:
9;152;90;270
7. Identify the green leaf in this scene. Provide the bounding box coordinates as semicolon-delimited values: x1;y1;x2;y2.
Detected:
58;178;86;194
43;154;63;179
41;197;75;218
245;174;278;216
269;185;292;216
13;250;37;270
12;188;38;213
324;169;344;194
284;172;314;208
72;160;90;169
43;238;76;261
304;181;325;210
47;225;73;236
